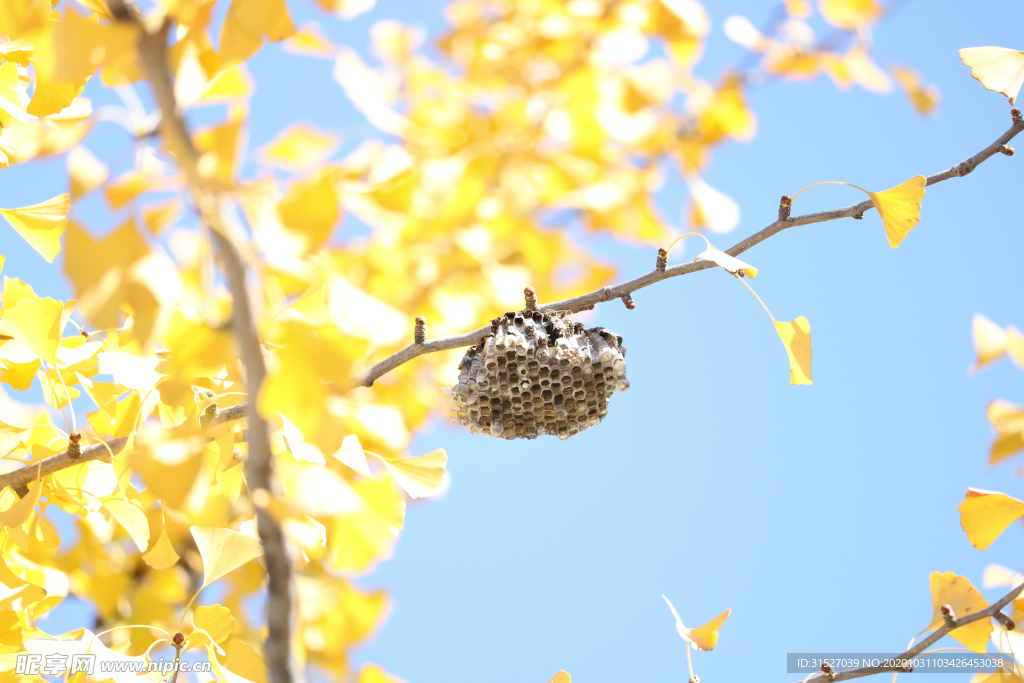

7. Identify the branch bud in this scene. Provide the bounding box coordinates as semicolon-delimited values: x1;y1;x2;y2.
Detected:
779;194;793;221
524;286;538;310
415;316;427;344
656;248;668;272
821;662;835;681
172;632;185;647
995;611;1015;631
200;392;218;424
1013;108;1022;125
852;212;864;220
621;294;635;310
1000;145;1015;156
68;432;82;459
940;604;956;626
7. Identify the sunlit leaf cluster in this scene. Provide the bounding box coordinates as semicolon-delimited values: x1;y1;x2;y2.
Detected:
0;0;994;681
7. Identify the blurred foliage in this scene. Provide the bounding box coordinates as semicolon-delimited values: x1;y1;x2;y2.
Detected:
0;0;952;681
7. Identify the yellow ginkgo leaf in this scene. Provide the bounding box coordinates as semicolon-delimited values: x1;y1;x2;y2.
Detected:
194;605;234;643
191;526;263;588
219;0;296;67
142;516;180;570
284;24;337;59
688;608;731;651
202;64;255;103
819;0;883;29
662;594;731;651
359;663;408;683
64;219;150;329
890;65;941;117
982;564;1022;589
261;124;340;171
959;47;1024;105
195;115;244;184
544;672;571;683
0;481;40;527
0;61;27;124
988;428;1021;467
791;177;925;248
925;571;991;653
0;276;37;316
52;8;139;85
101;495;150;552
775;317;812;385
686;175;740;233
867;175;926;248
279;413;326;466
971;314;1008;372
973;669;1021;683
377;449;447;499
729;273;812;386
959;488;1024;551
722;16;767;52
333;434;372;476
0;419;28;459
68;146;109;200
219;640;269;683
696;245;758;278
277;170;341;251
141;199;182;235
0;295;65;364
0;194;71;263
841;48;893;94
26;65;88;119
1006;326;1024;371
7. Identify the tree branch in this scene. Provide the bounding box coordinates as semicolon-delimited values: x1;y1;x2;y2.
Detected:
799;581;1024;683
105;6;296;683
343;117;1024;390
0;404;247;495
1;119;1019;492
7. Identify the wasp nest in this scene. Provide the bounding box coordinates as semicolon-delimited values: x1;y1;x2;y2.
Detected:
449;309;629;440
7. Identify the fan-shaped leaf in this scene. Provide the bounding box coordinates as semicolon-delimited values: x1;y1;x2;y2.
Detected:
959;47;1024;105
191;526;263;588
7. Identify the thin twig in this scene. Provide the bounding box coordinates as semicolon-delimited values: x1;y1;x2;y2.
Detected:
0;404;246;493
798;581;1024;683
1;120;1019;492
342;118;1024;390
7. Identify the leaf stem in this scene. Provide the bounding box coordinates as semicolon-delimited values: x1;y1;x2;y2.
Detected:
41;362;72;436
790;181;868;203
732;273;776;322
663;232;710;262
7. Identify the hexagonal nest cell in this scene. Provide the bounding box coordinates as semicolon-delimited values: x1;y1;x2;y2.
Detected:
448;309;629;440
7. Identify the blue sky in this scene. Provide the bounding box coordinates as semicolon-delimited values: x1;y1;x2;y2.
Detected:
4;1;1024;682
